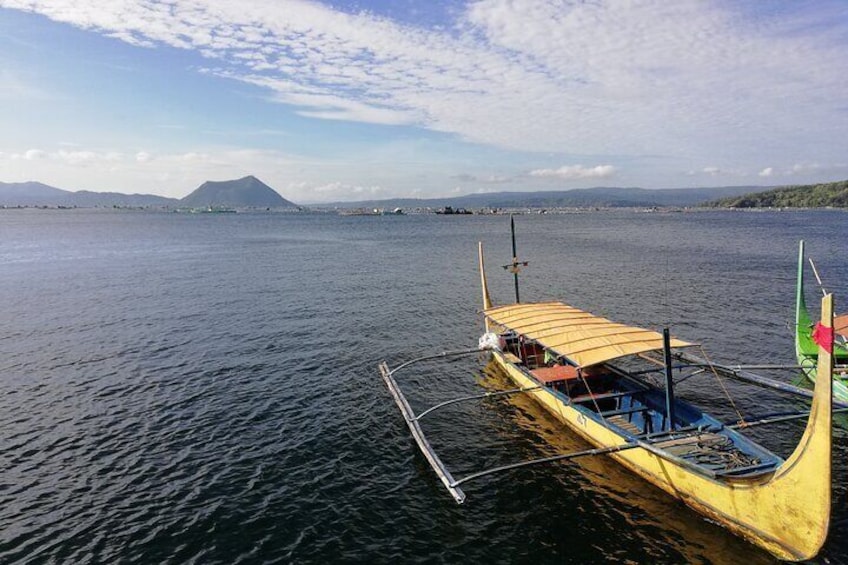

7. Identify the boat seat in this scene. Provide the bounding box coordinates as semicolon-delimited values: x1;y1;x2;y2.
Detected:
600;406;649;418
607;415;642;435
531;364;579;385
572;390;642;403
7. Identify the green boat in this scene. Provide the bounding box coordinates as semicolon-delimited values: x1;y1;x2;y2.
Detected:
795;240;848;400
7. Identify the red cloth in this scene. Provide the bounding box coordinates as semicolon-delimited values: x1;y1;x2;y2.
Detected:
812;322;834;354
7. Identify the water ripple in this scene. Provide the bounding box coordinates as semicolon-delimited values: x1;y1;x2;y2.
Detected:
1;210;846;563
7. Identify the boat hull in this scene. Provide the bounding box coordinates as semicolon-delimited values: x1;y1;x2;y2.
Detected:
797;346;848;402
490;349;830;561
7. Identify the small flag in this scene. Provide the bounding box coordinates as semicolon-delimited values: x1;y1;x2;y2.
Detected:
812;322;834;354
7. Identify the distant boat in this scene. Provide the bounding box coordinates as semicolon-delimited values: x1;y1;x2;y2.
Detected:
201;206;236;213
339;208;379;216
180;205;237;214
435;206;472;215
795;240;848;400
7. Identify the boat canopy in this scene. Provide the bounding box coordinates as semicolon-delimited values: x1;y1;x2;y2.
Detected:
484;301;697;368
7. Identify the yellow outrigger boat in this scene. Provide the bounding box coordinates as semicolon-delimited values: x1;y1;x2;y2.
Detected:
380;224;836;561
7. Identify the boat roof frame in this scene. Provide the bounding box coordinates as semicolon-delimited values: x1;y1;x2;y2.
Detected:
484;301;697;368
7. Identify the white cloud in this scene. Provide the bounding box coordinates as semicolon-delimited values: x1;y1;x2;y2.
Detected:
451;173;511;183
56;150;98;165
758;167;774;177
2;1;848;195
312;181;382;197
529;164;615;180
0;143;388;201
790;162;821;174
24;149;47;160
3;0;846;163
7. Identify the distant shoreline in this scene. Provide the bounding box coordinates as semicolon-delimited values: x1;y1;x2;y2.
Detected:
3;205;846;215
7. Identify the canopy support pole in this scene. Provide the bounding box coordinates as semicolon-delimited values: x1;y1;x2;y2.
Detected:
511;214;520;303
663;328;677;431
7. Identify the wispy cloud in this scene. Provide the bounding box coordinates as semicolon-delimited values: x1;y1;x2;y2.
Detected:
0;144;381;200
3;0;848;197
529;164;615;180
309;181;383;199
0;69;51;100
450;173;511;183
3;0;846;162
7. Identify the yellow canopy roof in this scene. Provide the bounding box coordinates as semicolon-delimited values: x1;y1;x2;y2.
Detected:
484;301;696;367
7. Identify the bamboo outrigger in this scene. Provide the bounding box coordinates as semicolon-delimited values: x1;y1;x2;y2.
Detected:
796;240;848;401
381;227;836;561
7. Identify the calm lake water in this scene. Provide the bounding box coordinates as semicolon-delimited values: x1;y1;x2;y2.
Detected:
1;208;846;564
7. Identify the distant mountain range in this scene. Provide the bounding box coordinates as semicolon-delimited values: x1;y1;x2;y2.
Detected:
320;185;763;210
5;177;844;210
0;176;298;208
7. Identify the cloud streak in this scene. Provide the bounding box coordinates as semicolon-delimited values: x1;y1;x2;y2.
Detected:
2;0;846;162
529;164;615;180
2;0;848;197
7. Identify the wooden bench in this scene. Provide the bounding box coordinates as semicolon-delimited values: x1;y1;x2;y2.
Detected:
600;406;650;418
531;364;580;385
571;390;643;403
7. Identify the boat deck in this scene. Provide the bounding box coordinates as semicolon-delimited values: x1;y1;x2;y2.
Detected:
501;340;780;478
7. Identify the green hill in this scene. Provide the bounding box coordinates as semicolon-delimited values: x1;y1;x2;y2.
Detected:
704;179;848;208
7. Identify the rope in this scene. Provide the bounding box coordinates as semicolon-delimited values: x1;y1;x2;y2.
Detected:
698;346;746;425
684;435;759;469
576;368;606;422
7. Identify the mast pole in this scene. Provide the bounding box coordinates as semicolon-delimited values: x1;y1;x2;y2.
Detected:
662;328;676;431
511;214;520;303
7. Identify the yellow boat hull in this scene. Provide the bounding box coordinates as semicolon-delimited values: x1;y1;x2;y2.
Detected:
489;300;832;562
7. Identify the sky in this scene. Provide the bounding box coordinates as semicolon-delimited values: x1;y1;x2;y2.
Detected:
1;0;847;203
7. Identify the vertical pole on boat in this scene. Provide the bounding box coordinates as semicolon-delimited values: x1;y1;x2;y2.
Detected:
511;214;520;303
662;328;676;431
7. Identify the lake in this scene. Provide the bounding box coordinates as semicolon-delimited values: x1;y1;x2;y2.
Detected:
1;208;846;564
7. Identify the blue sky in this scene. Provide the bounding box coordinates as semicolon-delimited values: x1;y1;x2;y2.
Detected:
1;0;847;203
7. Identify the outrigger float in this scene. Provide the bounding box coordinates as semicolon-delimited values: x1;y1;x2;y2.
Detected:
796;240;848;401
380;220;841;561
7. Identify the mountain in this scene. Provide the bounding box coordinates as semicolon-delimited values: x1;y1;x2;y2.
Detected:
320;185;761;210
704;180;848;208
0;181;74;206
180;175;297;208
67;190;176;207
0;181;176;207
1;176;299;208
